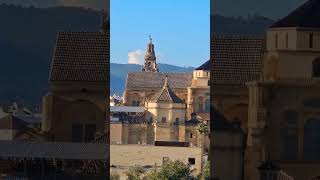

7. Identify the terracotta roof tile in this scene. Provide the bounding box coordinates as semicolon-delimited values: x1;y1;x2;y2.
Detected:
49;32;109;82
126;72;192;89
211;36;265;85
148;87;184;103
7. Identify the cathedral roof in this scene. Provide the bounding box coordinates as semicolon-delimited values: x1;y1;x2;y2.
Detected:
195;60;210;70
49;31;109;82
147;76;184;103
211;36;264;86
271;0;320;28
126;72;192;89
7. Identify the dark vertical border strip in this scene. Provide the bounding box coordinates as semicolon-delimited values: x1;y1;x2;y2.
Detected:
210;0;214;179
106;0;110;178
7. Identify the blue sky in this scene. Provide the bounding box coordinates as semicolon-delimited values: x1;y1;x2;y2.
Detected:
110;0;210;67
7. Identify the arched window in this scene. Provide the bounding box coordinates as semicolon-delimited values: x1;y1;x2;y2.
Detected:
132;100;136;106
162;117;167;123
304;119;320;160
205;99;210;113
198;96;203;113
312;58;320;77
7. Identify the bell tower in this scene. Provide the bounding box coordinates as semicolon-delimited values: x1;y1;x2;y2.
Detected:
142;36;159;72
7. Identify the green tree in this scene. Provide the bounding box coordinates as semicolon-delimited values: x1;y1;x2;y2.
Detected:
147;160;192;180
110;171;120;180
196;160;210;180
202;161;210;179
126;165;146;180
197;123;209;135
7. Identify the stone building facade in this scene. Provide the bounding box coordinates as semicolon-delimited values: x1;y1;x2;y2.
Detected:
212;1;320;179
111;38;210;151
42;27;109;142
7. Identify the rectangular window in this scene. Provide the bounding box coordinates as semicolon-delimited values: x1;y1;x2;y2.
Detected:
72;124;83;142
188;157;195;165
190;133;193;138
162;117;166;123
310;33;314;48
85;124;96;142
283;136;298;160
175;118;179;124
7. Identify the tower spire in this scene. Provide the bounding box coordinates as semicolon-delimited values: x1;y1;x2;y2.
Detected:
164;75;169;88
141;36;159;72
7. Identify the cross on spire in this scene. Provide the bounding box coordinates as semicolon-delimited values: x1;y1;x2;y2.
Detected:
149;35;152;43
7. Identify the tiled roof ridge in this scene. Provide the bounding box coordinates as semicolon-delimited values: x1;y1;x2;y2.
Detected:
127;72;191;74
213;35;265;40
247;77;320;85
125;72;192;89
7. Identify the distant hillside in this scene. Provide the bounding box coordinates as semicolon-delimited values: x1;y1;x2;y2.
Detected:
0;4;102;105
211;14;275;36
212;0;303;19
110;63;194;95
0;4;275;106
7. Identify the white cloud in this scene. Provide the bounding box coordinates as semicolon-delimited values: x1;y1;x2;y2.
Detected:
128;49;144;65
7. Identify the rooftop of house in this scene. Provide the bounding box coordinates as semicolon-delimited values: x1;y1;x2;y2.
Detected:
270;0;320;28
195;60;210;71
125;72;192;89
49;31;109;82
211;36;264;86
